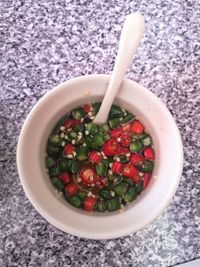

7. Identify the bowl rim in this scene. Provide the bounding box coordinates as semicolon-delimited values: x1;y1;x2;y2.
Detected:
17;74;183;239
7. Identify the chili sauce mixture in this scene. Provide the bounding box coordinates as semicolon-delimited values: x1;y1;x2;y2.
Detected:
45;103;155;212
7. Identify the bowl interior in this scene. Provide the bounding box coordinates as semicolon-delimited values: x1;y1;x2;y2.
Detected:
17;74;183;239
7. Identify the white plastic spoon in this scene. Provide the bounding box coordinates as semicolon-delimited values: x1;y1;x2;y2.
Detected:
93;13;145;125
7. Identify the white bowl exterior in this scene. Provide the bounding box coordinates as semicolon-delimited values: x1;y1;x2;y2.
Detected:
17;75;183;239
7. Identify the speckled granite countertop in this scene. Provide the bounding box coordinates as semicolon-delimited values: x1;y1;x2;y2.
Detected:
0;0;199;266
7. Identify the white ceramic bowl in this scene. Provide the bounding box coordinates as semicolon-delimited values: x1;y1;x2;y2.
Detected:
17;74;183;239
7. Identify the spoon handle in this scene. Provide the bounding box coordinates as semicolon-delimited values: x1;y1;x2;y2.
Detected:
93;13;144;124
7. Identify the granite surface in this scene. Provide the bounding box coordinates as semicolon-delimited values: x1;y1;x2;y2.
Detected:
0;0;200;266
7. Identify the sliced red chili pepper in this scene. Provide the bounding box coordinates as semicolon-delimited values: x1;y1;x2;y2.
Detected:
122;163;139;178
63;143;75;155
99;177;108;188
121;123;131;132
131;120;144;134
130;153;144;165
143;147;155;160
120;132;131;147
131;174;140;184
117;147;129;155
83;196;97;211
89;151;102;164
102;139;120;157
64;119;80;129
65;183;79;196
112;161;124;174
59;172;72;184
83;104;92;113
143;173;152;189
79;168;97;186
109;127;122;138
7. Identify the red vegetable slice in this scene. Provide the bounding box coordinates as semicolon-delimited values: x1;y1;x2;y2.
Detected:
79;168;97;186
65;183;79;196
131;120;144;134
130;153;144;165
143;173;152;189
122;163;139;178
89;151;102;164
117;147;129;155
143;147;155;160
103;139;120;157
64;119;80;129
83;196;97;211
121;123;131;132
109;128;122;138
120;132;131;147
83;104;92;113
112;161;124;174
59;173;71;184
99;177;108;188
64;143;75;155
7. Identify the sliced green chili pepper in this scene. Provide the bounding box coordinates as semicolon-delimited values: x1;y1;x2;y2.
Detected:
49;166;60;176
122;177;134;186
99;189;112;199
113;176;123;185
142;160;154;173
113;182;129;197
93;133;104;148
85;122;98;134
45;157;56;168
71;159;78;174
68;131;78;140
76;191;88;200
57;158;72;172
120;113;135;124
102;133;110;141
76;147;88;161
131;133;146;140
71;108;85;120
52;177;64;191
106;198;120;211
52;114;69;134
47;145;60;155
96;200;106;212
69;196;82;208
108;117;120;129
124;187;137;202
85;136;94;149
99;124;109;133
48;135;61;146
135;181;143;194
96;162;107;176
73;124;85;133
108;105;124;119
141;135;152;146
130;141;143;152
92;102;101;114
102;158;110;167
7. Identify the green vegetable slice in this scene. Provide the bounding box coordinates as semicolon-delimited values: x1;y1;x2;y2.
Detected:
69;196;82;208
71;108;85;120
129;141;143;152
92;102;101;114
45;157;56;168
113;182;129;197
142;160;154;173
124;187;137;202
96;200;106;212
106;198;120;211
96;162;107;176
76;147;88;161
120;113;135;124
85;122;98;134
99;189;112;199
76;191;88;200
52;177;64;191
108;117;120;129
108;105;124;119
49;166;60;176
57;158;72;172
135;181;143;194
71;159;78;174
141;135;152;146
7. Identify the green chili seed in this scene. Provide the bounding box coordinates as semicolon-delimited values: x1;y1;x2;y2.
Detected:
69;196;82;208
124;187;137;202
57;158;72;172
52;177;64;191
135;181;143;194
99;124;109;133
76;147;88;161
48;135;61;146
45;157;56;168
96;200;106;212
92;102;101;114
76;191;88;200
129;141;143;152
108;117;120;129
47;145;60;155
96;162;107;176
106;198;120;211
48;166;60;176
71;159;78;174
68;131;78;140
141;135;152;146
120;155;129;163
113;182;129;197
122;177;134;186
108;105;124;119
142;160;154;173
51;114;69;134
73;124;85;133
99;189;112;199
120;113;135;124
85;122;98;134
71;108;85;120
